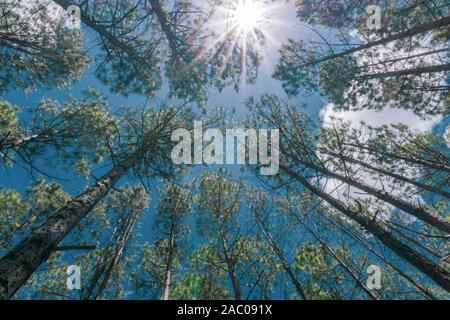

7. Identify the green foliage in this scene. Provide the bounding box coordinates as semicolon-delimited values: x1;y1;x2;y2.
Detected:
275;0;450;117
0;179;70;254
0;89;117;178
0;0;449;301
0;1;89;93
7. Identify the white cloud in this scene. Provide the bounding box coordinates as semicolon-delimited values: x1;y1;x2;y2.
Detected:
320;102;442;133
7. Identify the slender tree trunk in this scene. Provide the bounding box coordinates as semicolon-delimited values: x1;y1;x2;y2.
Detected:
149;0;181;59
320;148;450;198
327;216;437;299
358;63;450;80
302;16;450;67
220;234;242;300
284;150;450;233
359;47;450;70
161;220;176;301
342;142;450;173
280;164;450;292
83;208;139;300
53;0;144;63
0;134;39;151
161;259;172;300
254;216;308;300
297;219;379;300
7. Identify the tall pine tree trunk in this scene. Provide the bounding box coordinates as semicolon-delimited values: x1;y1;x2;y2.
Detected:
161;220;176;301
320;148;450;198
253;215;308;300
83;208;140;300
0;145;146;299
220;233;242;300
298;219;379;299
283;149;450;233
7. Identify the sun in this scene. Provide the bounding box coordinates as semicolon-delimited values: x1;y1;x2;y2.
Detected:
199;0;280;87
232;0;265;32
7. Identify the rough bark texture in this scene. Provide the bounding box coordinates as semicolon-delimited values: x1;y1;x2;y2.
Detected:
161;214;177;301
0;151;142;299
161;230;175;300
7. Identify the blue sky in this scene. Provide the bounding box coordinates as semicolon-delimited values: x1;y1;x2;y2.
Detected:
1;0;448;299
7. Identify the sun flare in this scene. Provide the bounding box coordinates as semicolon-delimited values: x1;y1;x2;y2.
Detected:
202;0;280;87
232;1;264;32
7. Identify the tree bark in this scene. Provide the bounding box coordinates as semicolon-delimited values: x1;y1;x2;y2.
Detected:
149;0;181;59
161;218;176;301
358;63;450;80
320;148;450;199
53;0;144;63
0;145;146;299
284;150;450;233
82;208;139;300
0;134;39;151
254;215;308;300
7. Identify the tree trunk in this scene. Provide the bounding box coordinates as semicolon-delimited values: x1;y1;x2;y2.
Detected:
280;164;450;292
82;208;140;300
53;0;144;63
342;142;450;173
149;0;181;59
254;216;308;300
161;219;176;301
358;63;450;80
320;148;450;198
302;16;450;67
297;219;379;300
0;134;39;151
327;216;436;299
284;150;450;233
220;234;242;300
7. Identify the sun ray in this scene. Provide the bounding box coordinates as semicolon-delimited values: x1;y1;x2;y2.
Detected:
201;0;283;88
218;33;241;78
